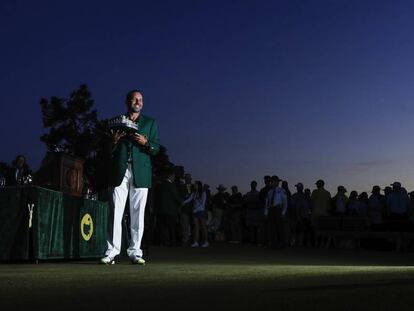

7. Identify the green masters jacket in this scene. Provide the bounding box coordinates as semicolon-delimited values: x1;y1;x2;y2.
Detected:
109;114;160;188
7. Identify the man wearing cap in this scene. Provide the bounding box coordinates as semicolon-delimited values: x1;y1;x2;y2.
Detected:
311;179;331;219
265;176;288;248
100;90;160;265
310;179;331;246
386;182;410;230
210;184;228;237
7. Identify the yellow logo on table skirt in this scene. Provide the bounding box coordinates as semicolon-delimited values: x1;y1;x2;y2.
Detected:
81;213;94;241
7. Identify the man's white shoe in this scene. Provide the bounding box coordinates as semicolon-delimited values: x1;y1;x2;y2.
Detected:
131;256;146;265
100;256;115;265
201;242;209;248
191;242;199;248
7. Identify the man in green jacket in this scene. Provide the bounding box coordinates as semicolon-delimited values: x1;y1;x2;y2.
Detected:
101;90;160;265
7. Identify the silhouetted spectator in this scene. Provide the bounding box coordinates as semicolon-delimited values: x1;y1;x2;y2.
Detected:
228;186;244;243
304;188;312;203
281;181;292;199
311;180;331;221
383;186;392;217
386;182;410;230
311;179;331;247
368;185;386;230
304;188;313;246
154;170;181;246
258;175;272;245
384;186;392;198
244;181;265;245
347;191;359;215
408;191;414;228
347;191;368;217
203;184;213;228
259;175;272;207
265;176;288;248
179;173;193;246
183;181;208;247
210;184;228;239
291;183;312;247
409;191;414;213
356;192;369;217
332;186;348;215
282;180;295;245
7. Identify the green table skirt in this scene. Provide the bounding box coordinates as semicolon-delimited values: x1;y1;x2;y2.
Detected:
0;186;108;260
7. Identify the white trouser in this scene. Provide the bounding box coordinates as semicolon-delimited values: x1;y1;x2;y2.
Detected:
105;164;148;259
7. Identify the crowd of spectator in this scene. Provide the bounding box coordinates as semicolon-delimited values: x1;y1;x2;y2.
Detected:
151;170;414;250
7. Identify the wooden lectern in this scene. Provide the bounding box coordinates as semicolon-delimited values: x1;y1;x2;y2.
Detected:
35;152;84;197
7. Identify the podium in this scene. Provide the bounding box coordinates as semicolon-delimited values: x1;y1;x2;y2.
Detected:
0;186;108;261
35;152;84;197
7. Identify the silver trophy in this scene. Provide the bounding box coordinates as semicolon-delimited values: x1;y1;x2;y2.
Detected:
107;115;139;134
84;187;92;199
23;174;33;185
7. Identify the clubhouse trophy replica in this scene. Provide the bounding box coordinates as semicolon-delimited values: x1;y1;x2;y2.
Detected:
20;174;33;185
107;115;139;134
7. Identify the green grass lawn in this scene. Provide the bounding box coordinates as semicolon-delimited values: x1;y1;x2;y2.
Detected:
2;244;414;311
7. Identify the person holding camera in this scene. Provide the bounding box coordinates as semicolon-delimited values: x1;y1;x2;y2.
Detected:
183;181;208;247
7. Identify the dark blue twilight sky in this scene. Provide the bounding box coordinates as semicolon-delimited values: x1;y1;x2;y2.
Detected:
1;0;414;193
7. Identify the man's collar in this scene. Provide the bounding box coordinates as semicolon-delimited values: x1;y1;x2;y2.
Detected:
125;112;141;122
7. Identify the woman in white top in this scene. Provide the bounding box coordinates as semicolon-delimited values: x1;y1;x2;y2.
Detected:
183;181;208;247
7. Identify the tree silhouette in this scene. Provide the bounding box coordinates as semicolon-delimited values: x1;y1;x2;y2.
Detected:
40;84;98;158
